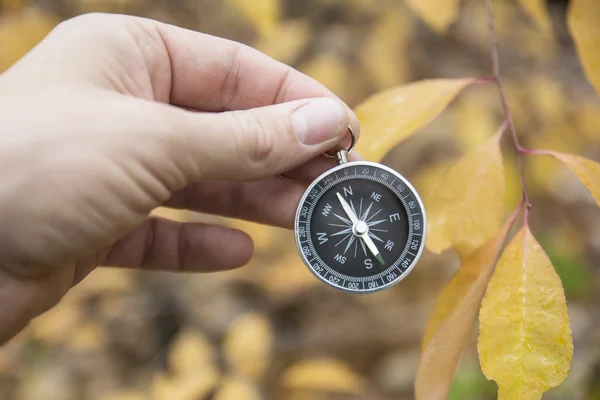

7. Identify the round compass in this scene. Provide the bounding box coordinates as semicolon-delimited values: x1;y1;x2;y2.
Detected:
294;161;427;293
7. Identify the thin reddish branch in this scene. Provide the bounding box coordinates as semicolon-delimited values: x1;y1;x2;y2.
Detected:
484;0;531;208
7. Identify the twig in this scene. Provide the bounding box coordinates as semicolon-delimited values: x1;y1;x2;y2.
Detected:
484;0;531;209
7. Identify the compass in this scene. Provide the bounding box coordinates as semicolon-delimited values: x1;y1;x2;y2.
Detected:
294;128;427;293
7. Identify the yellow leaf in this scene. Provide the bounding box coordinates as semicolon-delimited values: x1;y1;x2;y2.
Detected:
416;208;519;400
152;365;219;400
255;20;311;65
0;7;58;72
549;151;600;206
359;10;412;90
517;0;553;35
568;0;600;94
168;330;216;375
405;0;461;33
227;0;280;38
426;130;505;259
411;159;455;200
282;358;366;394
478;225;573;400
354;78;473;161
223;312;273;380
214;377;262;400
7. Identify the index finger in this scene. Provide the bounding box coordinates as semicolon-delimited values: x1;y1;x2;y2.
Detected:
140;17;359;135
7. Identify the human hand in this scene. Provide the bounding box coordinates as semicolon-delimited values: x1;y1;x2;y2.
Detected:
0;13;360;343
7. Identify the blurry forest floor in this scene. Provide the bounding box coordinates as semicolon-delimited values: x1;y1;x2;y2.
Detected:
2;0;600;399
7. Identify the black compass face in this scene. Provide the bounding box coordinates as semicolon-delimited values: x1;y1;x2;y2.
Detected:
295;162;426;293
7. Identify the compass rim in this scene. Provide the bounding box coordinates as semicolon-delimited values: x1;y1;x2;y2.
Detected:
294;161;427;294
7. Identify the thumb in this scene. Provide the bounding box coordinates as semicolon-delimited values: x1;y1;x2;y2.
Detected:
186;98;355;180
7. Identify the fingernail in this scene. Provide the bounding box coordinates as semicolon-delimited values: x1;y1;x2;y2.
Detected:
292;98;344;145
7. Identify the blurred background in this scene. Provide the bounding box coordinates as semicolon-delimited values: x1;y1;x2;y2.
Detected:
1;0;600;399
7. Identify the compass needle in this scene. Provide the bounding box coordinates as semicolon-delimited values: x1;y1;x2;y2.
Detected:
294;158;426;293
336;192;359;224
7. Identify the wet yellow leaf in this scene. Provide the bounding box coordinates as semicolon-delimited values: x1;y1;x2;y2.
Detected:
426;131;505;259
416;209;519;400
359;10;412;90
152;365;220;400
255;20;311;65
568;0;600;94
549;152;600;206
214;377;261;400
223;312;273;380
282;358;366;394
0;7;58;72
517;0;553;35
405;0;461;33
168;330;216;375
354;78;473;161
227;0;279;38
478;225;573;400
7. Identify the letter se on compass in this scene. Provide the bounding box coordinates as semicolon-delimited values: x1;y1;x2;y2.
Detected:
295;161;427;294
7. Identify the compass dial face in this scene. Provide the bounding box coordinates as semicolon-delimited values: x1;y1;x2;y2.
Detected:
294;161;427;293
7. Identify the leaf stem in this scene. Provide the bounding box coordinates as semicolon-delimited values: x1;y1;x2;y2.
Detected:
484;0;531;209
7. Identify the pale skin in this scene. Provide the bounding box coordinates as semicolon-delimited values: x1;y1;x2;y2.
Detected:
0;13;361;344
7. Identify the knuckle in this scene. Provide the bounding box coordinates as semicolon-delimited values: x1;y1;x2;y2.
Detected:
231;111;277;166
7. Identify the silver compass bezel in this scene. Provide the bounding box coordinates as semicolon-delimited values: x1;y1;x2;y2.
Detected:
294;161;427;294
